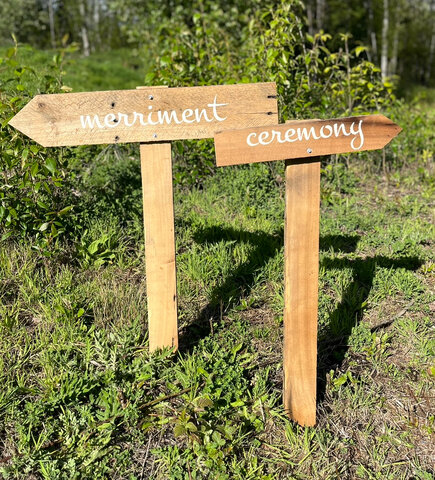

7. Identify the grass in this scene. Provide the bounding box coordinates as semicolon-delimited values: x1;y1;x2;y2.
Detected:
0;148;434;478
0;44;148;92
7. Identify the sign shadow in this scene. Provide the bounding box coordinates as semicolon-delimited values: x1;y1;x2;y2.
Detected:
178;224;284;352
178;227;422;405
317;251;422;402
178;229;361;353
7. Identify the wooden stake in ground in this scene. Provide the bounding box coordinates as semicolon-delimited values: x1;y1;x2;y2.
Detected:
140;142;178;351
9;82;278;353
214;114;401;426
284;159;320;426
136;86;178;352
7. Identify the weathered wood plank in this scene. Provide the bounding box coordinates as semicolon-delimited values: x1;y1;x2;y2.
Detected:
140;142;178;352
9;83;278;147
283;158;320;426
214;115;401;166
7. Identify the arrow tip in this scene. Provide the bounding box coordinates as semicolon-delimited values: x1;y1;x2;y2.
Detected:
7;96;49;146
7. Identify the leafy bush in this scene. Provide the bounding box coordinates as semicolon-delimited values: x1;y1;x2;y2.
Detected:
147;0;397;185
0;39;77;251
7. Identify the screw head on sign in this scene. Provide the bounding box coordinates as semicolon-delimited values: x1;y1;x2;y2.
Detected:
153;133;157;138
307;148;313;154
149;95;154;100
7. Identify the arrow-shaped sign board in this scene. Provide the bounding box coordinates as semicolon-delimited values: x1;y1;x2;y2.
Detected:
214;114;402;166
9;83;278;147
7;81;279;357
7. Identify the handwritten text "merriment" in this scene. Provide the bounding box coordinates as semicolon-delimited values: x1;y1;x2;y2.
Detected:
247;119;365;151
80;96;228;130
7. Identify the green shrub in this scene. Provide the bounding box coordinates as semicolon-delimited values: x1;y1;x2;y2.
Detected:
147;0;397;186
0;39;77;252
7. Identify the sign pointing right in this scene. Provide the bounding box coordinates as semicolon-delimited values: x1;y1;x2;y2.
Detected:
213;112;402;427
214;114;402;166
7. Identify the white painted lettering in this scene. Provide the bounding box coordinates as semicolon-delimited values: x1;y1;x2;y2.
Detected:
245;119;366;152
319;124;333;139
285;128;297;142
134;112;147;126
195;108;212;123
80;96;229;130
104;113;117;128
80;114;103;129
297;126;320;141
157;109;182;125
350;120;364;150
208;95;228;122
147;108;159;126
272;129;285;143
118;113;135;127
258;131;273;145
247;132;259;146
181;109;195;124
333;122;351;137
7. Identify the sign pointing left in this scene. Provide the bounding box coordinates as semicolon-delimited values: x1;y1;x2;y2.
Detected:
8;83;278;147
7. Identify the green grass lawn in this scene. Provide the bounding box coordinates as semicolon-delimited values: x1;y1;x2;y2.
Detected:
0;44;149;92
0;150;433;478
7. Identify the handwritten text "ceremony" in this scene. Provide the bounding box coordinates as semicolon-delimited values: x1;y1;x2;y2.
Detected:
247;119;365;151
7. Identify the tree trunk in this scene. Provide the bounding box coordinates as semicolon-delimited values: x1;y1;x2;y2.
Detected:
426;0;435;84
389;23;399;75
365;0;378;63
316;0;326;31
48;0;56;49
79;0;90;57
381;0;389;79
93;0;101;52
306;1;315;36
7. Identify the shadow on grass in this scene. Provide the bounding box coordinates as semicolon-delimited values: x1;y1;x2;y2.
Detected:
179;227;423;402
317;252;422;401
178;225;284;352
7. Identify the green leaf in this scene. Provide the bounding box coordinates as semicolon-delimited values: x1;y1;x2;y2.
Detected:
355;46;367;57
45;158;57;174
144;72;155;84
186;422;197;432
58;205;73;216
174;424;185;437
88;240;102;255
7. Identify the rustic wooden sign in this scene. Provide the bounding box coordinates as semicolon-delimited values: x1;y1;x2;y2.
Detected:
9;83;278;147
9;82;278;354
214;115;401;427
215;115;402;166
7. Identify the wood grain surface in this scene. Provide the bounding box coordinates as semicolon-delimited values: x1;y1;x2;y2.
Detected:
214;115;401;166
283;158;320;426
9;83;278;147
140;142;178;352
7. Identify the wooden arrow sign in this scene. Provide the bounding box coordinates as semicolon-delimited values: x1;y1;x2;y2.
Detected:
9;83;278;147
214;114;402;166
214;114;402;427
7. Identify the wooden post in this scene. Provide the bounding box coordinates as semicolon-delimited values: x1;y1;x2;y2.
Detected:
283;159;320;426
136;85;178;352
140;142;178;352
